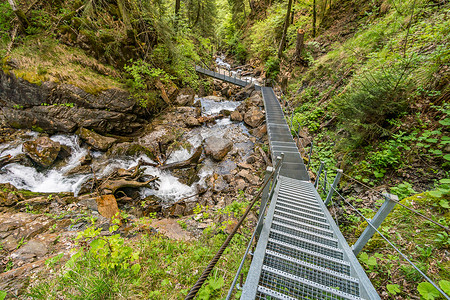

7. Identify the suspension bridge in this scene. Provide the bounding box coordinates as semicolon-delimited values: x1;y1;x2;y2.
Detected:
189;65;449;300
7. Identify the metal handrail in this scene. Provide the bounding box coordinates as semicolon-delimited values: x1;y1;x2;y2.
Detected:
185;155;285;300
226;154;284;300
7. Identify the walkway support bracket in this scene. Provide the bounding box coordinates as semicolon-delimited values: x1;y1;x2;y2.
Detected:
352;194;398;256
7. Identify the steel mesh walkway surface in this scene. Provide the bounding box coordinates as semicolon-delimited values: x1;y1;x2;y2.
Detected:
195;67;380;300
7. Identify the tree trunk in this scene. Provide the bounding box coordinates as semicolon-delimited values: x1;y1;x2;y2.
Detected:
117;0;132;30
7;0;29;29
312;0;316;37
295;28;305;59
277;0;293;59
174;0;181;30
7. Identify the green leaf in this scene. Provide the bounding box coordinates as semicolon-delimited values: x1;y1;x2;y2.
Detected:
418;282;440;300
428;191;443;198
444;154;450;161
439;280;450;295
208;277;224;290
387;284;401;295
0;290;6;300
131;263;141;275
426;138;438;143
359;252;369;264
440;179;450;184
440;200;450;209
367;256;377;266
439;118;450;126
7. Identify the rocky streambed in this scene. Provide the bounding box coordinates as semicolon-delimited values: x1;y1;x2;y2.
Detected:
0;77;270;296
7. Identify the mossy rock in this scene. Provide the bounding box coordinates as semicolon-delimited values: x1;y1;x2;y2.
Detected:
107;142;156;160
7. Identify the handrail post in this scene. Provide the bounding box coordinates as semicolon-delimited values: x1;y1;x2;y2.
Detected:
256;166;274;238
324;169;343;205
314;161;324;189
307;141;314;171
322;169;327;193
352;194;398;256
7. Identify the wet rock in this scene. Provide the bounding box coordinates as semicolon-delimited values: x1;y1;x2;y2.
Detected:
23;137;61;168
204;136;233;161
234;83;256;101
244;107;265;128
77;127;117;151
230;110;243;122
0;185;20;208
142;196;162;215
175;88;195;106
185;116;201;127
64;165;92;176
80;153;92;165
2;105;142;135
107;142;154;159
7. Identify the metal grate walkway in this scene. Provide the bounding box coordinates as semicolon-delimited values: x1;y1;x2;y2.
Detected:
195;67;380;300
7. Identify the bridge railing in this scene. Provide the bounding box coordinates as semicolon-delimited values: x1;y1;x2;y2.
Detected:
302;143;450;299
185;154;285;300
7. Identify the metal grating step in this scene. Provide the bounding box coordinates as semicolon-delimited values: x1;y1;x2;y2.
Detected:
263;250;360;295
269;229;344;260
276;200;326;217
274;209;331;230
276;197;321;210
256;286;297;300
278;192;319;204
272;215;335;238
271;221;338;247
275;205;328;223
267;239;351;275
258;266;362;300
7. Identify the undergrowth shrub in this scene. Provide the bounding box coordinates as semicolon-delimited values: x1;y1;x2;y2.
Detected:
332;65;413;144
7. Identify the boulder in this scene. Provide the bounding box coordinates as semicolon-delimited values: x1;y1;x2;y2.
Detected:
23;137;61;167
244;107;265;128
204;136;233;161
230;111;243;122
77;127;117;151
175;88;195;106
0;70;144;135
185;116;201;127
234;83;256;101
248;92;264;107
107;142;154;159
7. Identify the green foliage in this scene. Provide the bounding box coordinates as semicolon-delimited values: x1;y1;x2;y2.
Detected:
74;225;140;274
198;274;224;299
0;2;13;55
417;282;440;300
386;284;401;295
264;56;280;80
391;182;416;200
333;65;413;143
0;290;6;300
